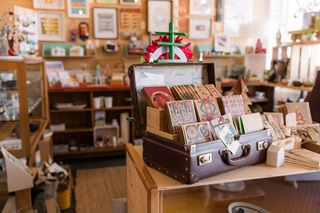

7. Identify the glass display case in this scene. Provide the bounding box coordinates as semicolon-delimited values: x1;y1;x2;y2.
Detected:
0;56;48;163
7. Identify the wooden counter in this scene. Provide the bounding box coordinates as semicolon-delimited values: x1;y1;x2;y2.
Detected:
126;144;318;213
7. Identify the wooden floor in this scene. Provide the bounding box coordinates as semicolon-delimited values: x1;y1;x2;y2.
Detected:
75;166;126;213
74;165;320;213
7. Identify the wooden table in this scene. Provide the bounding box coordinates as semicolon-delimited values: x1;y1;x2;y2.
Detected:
126;144;318;213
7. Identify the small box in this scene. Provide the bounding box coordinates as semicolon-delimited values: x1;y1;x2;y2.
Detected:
69;45;84;56
50;124;65;131
271;136;295;151
267;144;284;168
147;107;165;130
94;125;119;147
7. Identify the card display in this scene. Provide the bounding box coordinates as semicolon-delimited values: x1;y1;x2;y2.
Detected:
219;95;245;117
165;100;198;134
194;98;221;121
285;102;313;125
171;84;201;100
177;121;213;145
141;86;175;109
210;113;237;140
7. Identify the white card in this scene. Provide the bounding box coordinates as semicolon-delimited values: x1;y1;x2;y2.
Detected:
220;125;240;155
286;113;297;127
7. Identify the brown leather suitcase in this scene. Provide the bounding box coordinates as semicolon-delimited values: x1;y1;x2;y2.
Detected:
129;62;272;184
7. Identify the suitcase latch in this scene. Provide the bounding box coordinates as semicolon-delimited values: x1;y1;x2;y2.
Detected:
198;153;212;166
257;140;269;151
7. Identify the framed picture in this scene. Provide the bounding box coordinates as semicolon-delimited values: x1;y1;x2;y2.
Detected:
33;0;64;10
214;33;230;52
147;0;172;33
93;7;118;39
96;0;117;3
189;0;214;15
35;11;65;41
189;18;211;39
120;0;141;5
67;0;90;18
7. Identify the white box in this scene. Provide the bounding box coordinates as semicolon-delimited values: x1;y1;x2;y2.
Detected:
94;125;119;148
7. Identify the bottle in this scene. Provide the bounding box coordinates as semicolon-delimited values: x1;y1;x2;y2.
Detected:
276;28;281;46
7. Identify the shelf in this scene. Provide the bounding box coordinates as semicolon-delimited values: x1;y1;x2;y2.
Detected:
0;121;18;141
52;128;93;133
48;85;130;92
28;98;42;114
53;145;126;159
50;108;92;113
249;97;269;103
93;106;132;111
30;119;48;154
261;82;313;92
42;43;96;57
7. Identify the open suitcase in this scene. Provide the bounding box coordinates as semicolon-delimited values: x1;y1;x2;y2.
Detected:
129;62;272;184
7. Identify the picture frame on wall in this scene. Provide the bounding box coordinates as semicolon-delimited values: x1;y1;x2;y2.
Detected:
33;0;64;10
189;0;214;15
96;0;118;3
147;0;172;33
93;7;118;39
189;18;211;39
67;0;90;18
35;11;65;41
120;0;141;5
214;33;230;52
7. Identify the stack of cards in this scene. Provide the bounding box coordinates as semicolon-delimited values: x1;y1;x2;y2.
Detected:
171;84;201;100
165;100;198;134
285;148;320;169
141;86;175;109
177;121;213;145
196;84;222;99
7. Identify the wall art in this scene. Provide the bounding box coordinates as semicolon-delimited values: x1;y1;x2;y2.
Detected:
93;7;118;39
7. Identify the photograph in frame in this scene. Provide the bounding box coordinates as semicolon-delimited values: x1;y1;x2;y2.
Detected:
68;0;90;18
33;0;64;10
35;11;65;41
147;0;172;33
189;18;211;39
120;0;141;5
189;0;214;15
93;7;118;39
214;33;230;52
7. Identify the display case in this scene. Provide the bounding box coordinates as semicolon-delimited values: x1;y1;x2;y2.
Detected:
0;57;48;165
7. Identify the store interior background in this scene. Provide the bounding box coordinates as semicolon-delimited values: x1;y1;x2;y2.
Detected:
1;0;320;212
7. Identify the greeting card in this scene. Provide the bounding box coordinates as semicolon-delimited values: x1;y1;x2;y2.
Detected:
165;100;197;134
219;95;246;117
177;121;213;145
210;113;237;140
194;98;221;121
171;84;201;100
285;102;313;125
141;86;175;109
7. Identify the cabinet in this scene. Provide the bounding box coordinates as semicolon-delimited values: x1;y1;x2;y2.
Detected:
48;85;132;160
0;57;48;165
126;144;318;213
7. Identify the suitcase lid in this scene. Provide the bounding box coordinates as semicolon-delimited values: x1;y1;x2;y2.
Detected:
128;62;216;137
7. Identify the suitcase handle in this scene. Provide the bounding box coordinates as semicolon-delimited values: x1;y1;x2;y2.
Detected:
221;144;251;166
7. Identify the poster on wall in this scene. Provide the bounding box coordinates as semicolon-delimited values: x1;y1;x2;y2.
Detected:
35;11;65;41
93;7;118;39
68;0;90;18
147;0;172;33
33;0;64;10
14;6;38;55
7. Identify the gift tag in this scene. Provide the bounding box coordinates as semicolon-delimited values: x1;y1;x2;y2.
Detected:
220;125;240;155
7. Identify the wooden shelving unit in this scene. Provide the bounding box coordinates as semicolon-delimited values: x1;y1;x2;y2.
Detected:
0;57;48;166
47;85;132;160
